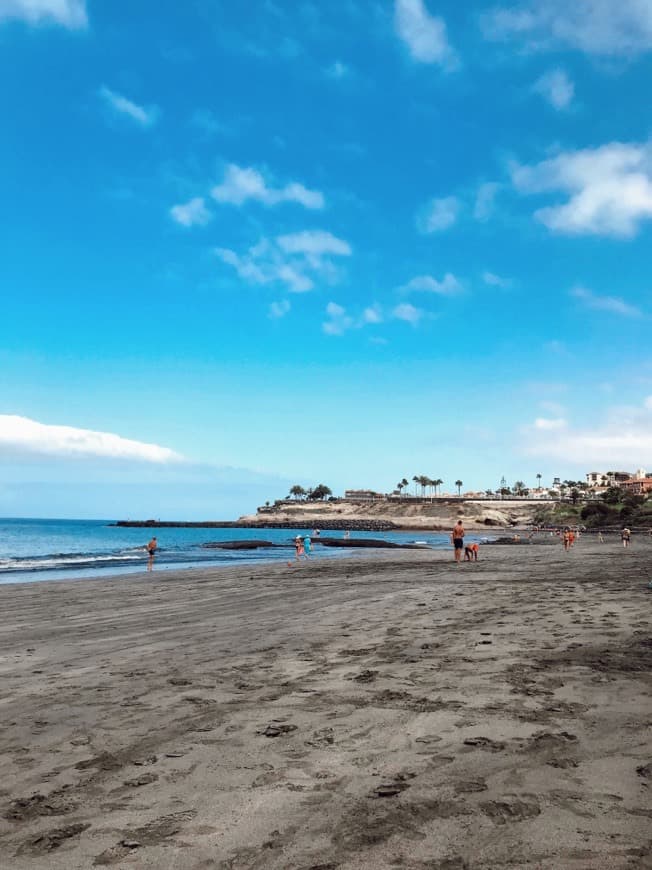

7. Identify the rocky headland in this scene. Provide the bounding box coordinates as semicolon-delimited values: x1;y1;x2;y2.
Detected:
239;497;542;531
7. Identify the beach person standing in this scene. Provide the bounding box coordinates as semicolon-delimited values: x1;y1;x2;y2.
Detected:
621;528;631;548
562;529;571;551
294;536;305;560
304;534;312;557
146;536;157;571
451;520;465;564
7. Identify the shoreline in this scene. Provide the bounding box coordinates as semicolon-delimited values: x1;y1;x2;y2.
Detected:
1;542;650;868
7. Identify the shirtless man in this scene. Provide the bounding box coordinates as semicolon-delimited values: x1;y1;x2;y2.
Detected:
451;520;465;564
146;536;157;571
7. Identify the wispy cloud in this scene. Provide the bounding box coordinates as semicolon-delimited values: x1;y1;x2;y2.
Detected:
533;68;574;110
99;86;158;127
571;286;642;318
0;0;87;28
533;417;567;431
474;182;501;221
483;270;511;288
269;300;291;319
417;196;460;233
216;230;351;294
0;415;183;463
276;230;351;258
402;273;462;295
323;302;354;335
325;60;351;79
482;0;652;57
522;397;652;465
394;0;458;69
322;301;384;336
512;141;652;237
212;164;324;209
392;302;424;325
170;197;212;228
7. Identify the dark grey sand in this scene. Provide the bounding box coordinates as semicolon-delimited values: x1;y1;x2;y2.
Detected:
0;536;651;869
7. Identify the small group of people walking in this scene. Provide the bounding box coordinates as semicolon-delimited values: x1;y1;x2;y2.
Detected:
292;534;312;562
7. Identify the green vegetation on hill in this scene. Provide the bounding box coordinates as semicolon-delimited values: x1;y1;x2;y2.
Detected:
534;488;652;529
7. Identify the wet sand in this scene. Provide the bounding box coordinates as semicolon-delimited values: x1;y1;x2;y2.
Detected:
0;537;650;869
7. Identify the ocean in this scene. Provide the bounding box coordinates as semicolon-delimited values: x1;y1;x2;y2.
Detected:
0;518;466;584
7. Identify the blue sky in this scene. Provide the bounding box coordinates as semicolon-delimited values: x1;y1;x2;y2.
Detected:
2;0;652;519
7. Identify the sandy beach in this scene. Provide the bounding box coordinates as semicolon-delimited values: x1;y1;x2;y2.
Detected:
0;536;650;869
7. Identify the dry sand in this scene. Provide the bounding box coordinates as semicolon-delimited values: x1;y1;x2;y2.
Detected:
0;536;650;869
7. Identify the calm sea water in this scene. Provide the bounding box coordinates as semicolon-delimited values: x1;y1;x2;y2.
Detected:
0;518;473;584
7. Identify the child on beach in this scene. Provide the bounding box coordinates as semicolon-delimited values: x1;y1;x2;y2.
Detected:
304;535;312;557
295;536;305;560
621;528;631;548
464;542;479;561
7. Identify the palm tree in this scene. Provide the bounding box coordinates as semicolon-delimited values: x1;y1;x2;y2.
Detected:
412;475;419;496
289;485;306;500
455;479;463;496
536;473;542;490
434;478;443;496
401;477;409;492
396;481;404;497
513;480;526;496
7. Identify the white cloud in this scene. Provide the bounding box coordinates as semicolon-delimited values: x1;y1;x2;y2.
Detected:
393;302;423;325
482;0;652;57
322;302;385;336
571;286;642;318
216;230;351;294
483;270;511;288
276;230;351;257
417;196;460;233
523;398;652;465
0;0;87;27
394;0;458;68
211;164;324;209
474;182;501;221
403;273;462;295
269;300;291;319
533;68;574;110
362;305;383;324
170;197;212;228
533;417;567;431
323;302;354;336
0;415;182;463
99;86;158;127
512;141;652;237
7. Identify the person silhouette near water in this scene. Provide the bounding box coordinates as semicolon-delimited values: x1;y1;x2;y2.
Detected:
146;536;157;571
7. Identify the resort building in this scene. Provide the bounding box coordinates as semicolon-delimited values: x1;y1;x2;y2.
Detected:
585;471;632;488
619;477;652;495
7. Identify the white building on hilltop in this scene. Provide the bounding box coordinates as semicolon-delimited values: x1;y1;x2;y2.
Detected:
586;471;632;488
